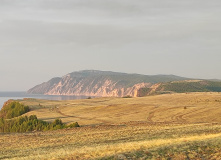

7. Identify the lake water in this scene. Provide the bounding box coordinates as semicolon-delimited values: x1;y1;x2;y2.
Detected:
0;92;89;109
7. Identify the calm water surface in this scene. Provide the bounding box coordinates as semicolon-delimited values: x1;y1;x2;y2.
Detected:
0;92;89;109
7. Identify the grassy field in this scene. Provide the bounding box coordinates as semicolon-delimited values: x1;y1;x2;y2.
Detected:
20;92;221;125
1;92;221;159
1;123;221;159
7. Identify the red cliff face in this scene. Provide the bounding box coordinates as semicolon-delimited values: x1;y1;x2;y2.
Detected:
40;74;152;97
27;70;188;97
43;79;152;97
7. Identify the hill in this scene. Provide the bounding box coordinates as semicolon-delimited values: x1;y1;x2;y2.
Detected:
27;70;189;97
17;92;221;125
138;80;221;96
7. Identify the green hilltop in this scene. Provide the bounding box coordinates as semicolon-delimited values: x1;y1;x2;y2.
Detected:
138;80;221;96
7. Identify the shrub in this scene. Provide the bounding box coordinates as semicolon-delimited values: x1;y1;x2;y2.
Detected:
122;95;133;98
67;122;80;128
0;101;29;119
0;115;80;133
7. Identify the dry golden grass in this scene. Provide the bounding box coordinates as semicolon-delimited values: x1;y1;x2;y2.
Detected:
1;123;221;159
1;92;221;159
20;92;221;125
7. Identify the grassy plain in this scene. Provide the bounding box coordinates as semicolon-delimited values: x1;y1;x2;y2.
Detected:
20;92;221;125
1;92;221;159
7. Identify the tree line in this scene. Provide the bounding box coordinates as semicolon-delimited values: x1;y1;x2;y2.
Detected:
0;101;79;133
0;101;29;119
0;115;79;133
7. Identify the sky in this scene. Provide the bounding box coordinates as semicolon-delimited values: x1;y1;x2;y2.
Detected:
0;0;221;91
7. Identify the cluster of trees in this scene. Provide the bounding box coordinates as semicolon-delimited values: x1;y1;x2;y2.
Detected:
122;95;133;98
0;101;80;133
161;81;221;93
161;82;208;93
0;115;79;133
138;81;221;97
206;81;221;92
0;101;29;119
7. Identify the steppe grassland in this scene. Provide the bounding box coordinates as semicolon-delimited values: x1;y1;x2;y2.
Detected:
1;123;221;159
20;92;221;125
1;92;221;159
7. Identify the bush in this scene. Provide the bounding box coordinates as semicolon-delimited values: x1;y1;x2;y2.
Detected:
0;101;29;119
122;95;133;98
0;115;80;133
67;122;80;128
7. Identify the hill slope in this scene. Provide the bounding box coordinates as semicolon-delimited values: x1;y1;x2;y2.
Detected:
15;92;221;125
138;80;221;96
27;70;188;97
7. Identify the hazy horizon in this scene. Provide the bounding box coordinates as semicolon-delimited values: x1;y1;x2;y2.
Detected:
1;0;221;91
1;69;220;92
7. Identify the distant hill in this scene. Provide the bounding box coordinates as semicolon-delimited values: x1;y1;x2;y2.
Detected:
27;70;189;97
138;80;221;96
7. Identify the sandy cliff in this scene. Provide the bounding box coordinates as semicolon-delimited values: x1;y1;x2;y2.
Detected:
43;74;151;97
27;70;188;97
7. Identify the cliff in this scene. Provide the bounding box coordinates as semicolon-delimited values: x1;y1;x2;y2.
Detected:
27;70;188;97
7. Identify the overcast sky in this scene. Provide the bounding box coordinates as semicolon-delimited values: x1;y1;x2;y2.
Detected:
0;0;221;91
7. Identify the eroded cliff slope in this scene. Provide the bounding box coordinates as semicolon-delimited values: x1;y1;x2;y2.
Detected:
27;70;188;97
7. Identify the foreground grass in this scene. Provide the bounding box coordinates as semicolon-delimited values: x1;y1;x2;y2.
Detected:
1;122;221;159
103;138;221;160
1;92;221;159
